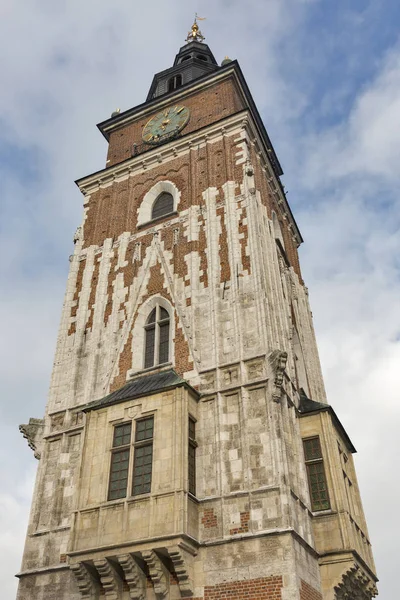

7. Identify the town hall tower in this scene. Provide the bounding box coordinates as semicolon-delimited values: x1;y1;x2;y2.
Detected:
18;20;378;600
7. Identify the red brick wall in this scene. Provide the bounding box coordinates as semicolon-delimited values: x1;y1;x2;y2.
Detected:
203;576;283;600
106;77;245;167
300;579;323;600
201;508;218;529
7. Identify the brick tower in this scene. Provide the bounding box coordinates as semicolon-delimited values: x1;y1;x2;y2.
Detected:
17;19;378;600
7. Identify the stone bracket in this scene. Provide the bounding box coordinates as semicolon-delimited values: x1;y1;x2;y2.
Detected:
142;550;168;598
93;558;122;599
70;562;97;599
117;553;146;600
167;542;197;597
19;418;44;459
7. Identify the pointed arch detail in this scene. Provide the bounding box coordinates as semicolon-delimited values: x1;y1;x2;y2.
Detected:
137;181;180;226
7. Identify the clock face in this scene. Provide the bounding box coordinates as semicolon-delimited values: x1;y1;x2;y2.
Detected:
142;106;190;145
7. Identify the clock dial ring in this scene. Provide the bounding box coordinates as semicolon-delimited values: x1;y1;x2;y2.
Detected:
142;105;190;145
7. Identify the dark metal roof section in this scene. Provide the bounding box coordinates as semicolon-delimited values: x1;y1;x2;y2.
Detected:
298;389;356;453
298;389;328;414
83;369;199;412
147;40;219;101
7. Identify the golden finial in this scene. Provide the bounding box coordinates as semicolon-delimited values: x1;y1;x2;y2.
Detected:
186;13;206;43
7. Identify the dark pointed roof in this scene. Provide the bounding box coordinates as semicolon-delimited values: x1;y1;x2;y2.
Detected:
83;369;199;412
298;389;328;414
147;40;219;101
298;389;356;453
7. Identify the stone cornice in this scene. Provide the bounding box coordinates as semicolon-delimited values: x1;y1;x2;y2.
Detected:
75;110;246;195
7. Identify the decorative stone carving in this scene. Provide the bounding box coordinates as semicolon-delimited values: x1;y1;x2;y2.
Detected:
268;350;288;402
168;544;197;597
221;366;239;386
334;564;378;599
117;554;146;600
74;226;82;244
200;371;216;392
93;558;122;599
70;562;96;599
246;358;264;380
19;418;44;460
51;412;65;431
142;550;168;598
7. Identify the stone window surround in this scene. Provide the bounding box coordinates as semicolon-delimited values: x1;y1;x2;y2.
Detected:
137;180;181;227
128;296;175;377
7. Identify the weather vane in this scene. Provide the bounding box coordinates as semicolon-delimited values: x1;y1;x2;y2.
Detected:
186;13;206;43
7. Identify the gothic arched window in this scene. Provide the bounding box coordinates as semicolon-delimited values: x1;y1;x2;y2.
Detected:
151;192;174;220
144;305;170;369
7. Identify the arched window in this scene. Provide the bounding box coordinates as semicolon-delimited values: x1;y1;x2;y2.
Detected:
168;74;183;93
196;54;208;62
144;305;170;368
151;192;174;220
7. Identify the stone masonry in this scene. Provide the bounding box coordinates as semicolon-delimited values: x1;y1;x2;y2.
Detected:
17;39;377;600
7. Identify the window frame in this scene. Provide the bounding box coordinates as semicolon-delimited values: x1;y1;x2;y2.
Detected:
303;436;331;512
107;416;155;502
188;416;197;496
144;304;171;369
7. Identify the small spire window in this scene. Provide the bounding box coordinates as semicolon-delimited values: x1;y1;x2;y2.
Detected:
168;74;183;93
144;305;170;369
151;192;174;220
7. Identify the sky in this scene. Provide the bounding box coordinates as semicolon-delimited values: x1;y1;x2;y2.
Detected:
0;0;398;598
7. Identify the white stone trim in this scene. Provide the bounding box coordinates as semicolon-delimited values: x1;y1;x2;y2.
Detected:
128;296;175;376
137;180;180;227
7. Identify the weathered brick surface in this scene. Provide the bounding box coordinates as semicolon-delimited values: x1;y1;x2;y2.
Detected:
300;579;323;600
204;576;283;600
230;510;250;535
201;508;218;529
106;77;245;167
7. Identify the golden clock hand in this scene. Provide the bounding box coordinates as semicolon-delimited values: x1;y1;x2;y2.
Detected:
176;107;184;114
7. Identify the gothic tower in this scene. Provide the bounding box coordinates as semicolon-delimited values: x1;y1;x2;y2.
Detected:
17;20;378;600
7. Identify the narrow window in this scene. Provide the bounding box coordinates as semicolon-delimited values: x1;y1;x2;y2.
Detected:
303;437;330;511
132;417;154;496
151;192;174;220
144;305;170;369
168;74;183;93
108;423;132;500
188;417;197;495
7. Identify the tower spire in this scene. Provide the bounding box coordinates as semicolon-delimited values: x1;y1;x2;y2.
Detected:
186;13;206;43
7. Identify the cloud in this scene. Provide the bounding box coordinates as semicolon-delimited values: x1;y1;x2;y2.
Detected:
1;1;398;598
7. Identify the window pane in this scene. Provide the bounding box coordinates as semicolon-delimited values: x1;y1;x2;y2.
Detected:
159;307;169;321
307;462;330;511
146;308;156;325
189;418;196;441
113;423;132;448
108;449;130;500
158;322;170;364
303;437;322;461
152;193;174;220
132;443;153;495
189;442;196;495
135;417;154;442
144;326;155;368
